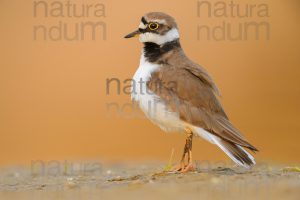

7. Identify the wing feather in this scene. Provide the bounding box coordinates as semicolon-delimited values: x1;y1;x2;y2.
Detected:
147;64;258;152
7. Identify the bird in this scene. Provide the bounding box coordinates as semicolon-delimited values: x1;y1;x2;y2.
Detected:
125;12;258;172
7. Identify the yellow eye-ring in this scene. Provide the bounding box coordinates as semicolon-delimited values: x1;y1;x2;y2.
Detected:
148;22;159;30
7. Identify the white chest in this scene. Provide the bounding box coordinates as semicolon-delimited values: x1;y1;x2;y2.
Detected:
131;55;184;132
131;55;159;117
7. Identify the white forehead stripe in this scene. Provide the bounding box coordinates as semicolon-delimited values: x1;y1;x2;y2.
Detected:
139;22;147;29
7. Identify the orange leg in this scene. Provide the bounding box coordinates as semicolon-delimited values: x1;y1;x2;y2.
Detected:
171;128;195;173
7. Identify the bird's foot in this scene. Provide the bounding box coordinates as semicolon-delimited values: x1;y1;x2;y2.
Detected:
170;162;185;172
168;162;195;173
180;163;195;173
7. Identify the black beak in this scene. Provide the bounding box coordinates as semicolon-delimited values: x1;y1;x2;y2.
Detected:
124;30;141;39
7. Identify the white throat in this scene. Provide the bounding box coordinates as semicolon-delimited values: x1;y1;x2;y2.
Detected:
139;28;180;45
131;54;160;102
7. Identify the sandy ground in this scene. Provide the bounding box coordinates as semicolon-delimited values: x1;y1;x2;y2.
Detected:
0;162;300;200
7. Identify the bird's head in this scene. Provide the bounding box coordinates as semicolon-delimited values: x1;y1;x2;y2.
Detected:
124;12;179;45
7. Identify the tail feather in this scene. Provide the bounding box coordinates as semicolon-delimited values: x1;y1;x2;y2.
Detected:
193;127;256;169
216;117;258;152
214;138;256;168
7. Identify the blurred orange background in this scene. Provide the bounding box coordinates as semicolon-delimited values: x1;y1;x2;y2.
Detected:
0;0;299;166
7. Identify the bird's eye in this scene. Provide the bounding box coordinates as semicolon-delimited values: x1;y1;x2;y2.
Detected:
148;22;159;30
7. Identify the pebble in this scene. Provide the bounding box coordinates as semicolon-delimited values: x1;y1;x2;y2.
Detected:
210;177;221;184
65;177;79;189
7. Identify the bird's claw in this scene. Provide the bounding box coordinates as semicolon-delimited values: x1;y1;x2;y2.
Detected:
169;163;195;173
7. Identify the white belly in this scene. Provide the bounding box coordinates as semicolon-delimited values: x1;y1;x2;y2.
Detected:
131;55;185;133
